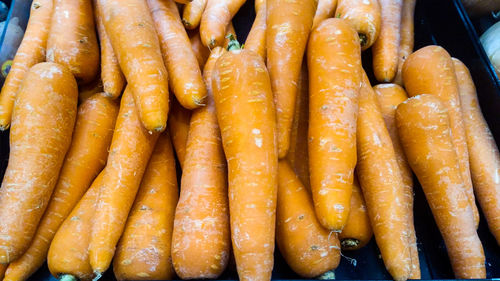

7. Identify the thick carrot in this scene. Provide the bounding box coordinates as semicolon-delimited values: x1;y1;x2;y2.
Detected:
336;0;381;50
78;78;103;103
148;0;207;109
402;45;480;227
223;22;237;49
171;47;230;279
393;0;416;86
98;0;169;132
277;160;340;278
188;29;210;69
3;94;118;281
372;0;402;82
338;175;373;251
113;133;178;281
0;62;77;264
307;18;361;231
267;0;317;159
245;0;267;61
200;0;246;47
453;58;500;245
89;86;160;275
396;94;485;279
168;96;191;168
312;0;337;29
0;0;53;130
183;0;208;29
93;0;125;99
212;39;278;281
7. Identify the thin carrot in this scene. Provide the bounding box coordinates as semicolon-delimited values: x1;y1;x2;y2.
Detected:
223;22;237;49
312;0;337;29
148;0;207;109
3;94;118;281
396;94;485;279
267;0;317;159
98;0;169;132
183;0;208;29
245;0;267;61
453;58;500;245
188;29;210;69
168;96;191;168
372;0;402;82
0;62;78;264
336;0;381;50
0;0;53;130
307;18;362;231
200;0;246;47
78;78;103;103
393;0;416;86
89;86;160;275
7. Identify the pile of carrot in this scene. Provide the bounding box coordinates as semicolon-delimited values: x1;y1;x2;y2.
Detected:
0;0;497;280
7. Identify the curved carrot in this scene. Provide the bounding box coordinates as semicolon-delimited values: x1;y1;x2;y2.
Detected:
148;0;207;109
0;0;53;130
372;0;402;82
393;0;416;86
188;29;210;69
245;0;267;60
171;47;230;279
3;94;118;281
336;0;381;50
453;58;500;245
183;0;208;29
396;94;485;279
0;62;78;264
212;39;278;281
89;86;160;275
312;0;337;29
402;45;479;227
78;78;103;103
200;0;246;47
307;18;362;231
267;0;317;159
168;96;191;168
98;0;169;132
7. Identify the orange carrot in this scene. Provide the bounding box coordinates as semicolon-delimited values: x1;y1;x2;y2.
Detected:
171;47;230;279
168;96;191;168
3;94;118;281
174;0;192;3
336;0;381;50
78;78;103;103
0;0;53;130
267;0;317;159
98;0;169;132
148;0;207;109
212;38;278;281
200;0;246;47
183;0;208;29
0;62;78;264
372;0;402;82
188;29;210;68
393;0;416;86
396;94;485;279
453;58;500;245
245;0;267;61
312;0;338;29
89;86;160;275
307;18;362;231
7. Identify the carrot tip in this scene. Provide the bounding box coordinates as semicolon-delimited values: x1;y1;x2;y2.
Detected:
209;39;217;49
318;270;336;280
341;238;360;249
59;274;77;281
182;18;191;28
0;123;10;131
359;33;368;47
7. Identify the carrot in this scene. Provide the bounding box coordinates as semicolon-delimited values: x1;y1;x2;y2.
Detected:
188;29;210;68
171;47;230;279
277;160;340;278
174;0;192;3
212;38;278;281
183;0;208;29
0;264;6;280
453;58;500;245
372;0;402;82
0;0;53;130
93;0;125;99
402;45;480;227
3;94;118;281
148;0;207;109
200;0;246;47
267;0;317;159
0;62;77;264
89;86;160;275
168;96;192;168
393;0;416;86
223;22;237;49
312;0;337;29
307;18;361;231
335;0;381;50
338;175;373;251
245;0;267;61
98;0;169;132
78;78;103;103
396;94;486;279
47;172;104;281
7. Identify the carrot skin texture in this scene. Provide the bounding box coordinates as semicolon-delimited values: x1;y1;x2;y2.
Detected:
172;47;230;279
245;0;267;61
453;58;500;245
168;96;192;168
402;45;479;227
372;0;402;82
336;0;381;50
98;0;169;132
89;87;160;274
188;29;211;69
183;0;208;29
277;160;340;278
0;62;78;264
307;18;362;231
212;48;278;281
393;0;416;85
3;94;118;281
312;0;337;29
396;94;485;279
148;0;207;109
200;0;246;47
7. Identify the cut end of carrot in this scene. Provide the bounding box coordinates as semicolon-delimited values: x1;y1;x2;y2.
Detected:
226;34;241;51
359;33;368;48
0;119;10;131
59;274;77;281
341;238;360;250
182;18;192;29
317;270;336;280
